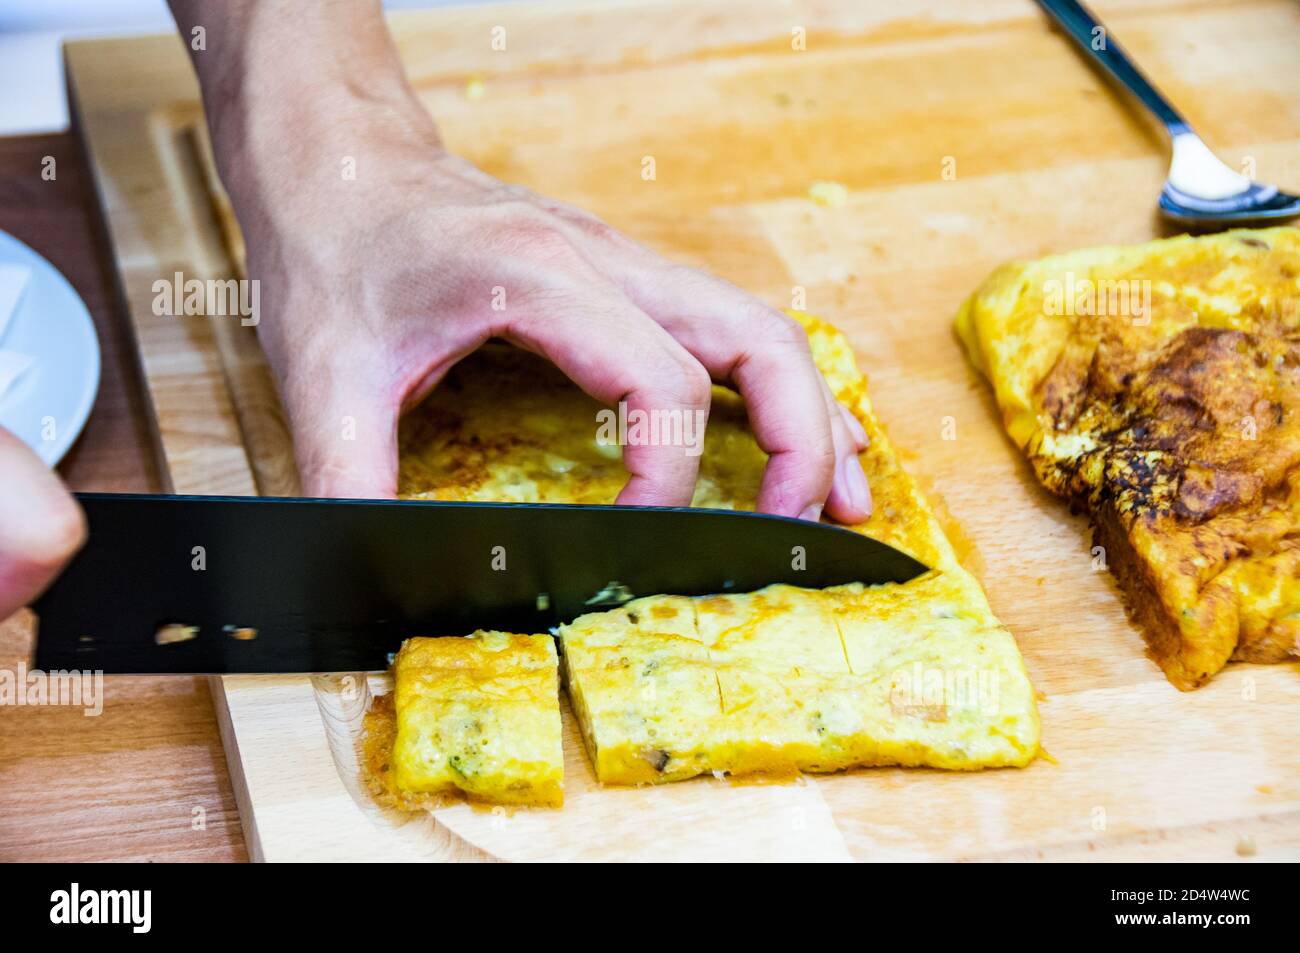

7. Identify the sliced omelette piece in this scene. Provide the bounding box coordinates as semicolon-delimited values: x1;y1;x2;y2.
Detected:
558;592;827;783
391;632;564;806
696;586;856;775
560;596;723;785
708;664;833;775
956;227;1300;688
828;576;1040;769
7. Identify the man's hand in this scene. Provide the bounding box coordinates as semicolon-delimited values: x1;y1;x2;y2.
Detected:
171;0;872;521
0;428;85;618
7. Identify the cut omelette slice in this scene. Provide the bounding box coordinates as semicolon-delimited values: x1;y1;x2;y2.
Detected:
825;573;1039;770
391;632;564;806
560;596;722;784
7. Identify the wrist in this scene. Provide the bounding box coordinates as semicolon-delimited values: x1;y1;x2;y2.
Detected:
215;80;444;263
185;1;442;231
212;79;442;194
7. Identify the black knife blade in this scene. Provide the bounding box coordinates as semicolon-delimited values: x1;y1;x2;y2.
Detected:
31;493;928;674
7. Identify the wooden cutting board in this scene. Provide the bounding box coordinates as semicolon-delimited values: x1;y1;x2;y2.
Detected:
63;0;1300;861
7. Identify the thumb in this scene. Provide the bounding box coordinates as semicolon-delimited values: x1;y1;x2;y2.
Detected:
287;385;399;499
0;427;86;615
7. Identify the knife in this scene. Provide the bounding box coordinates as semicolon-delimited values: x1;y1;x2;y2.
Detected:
31;492;928;674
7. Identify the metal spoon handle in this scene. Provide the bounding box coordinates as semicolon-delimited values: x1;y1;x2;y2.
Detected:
1035;0;1191;136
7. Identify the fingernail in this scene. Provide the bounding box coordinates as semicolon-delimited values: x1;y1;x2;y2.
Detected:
840;455;872;518
798;503;824;523
845;412;869;448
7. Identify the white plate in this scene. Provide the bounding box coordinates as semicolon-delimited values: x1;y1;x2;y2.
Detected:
0;229;101;465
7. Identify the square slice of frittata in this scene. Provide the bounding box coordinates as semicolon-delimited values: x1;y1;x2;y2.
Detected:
391;632;564;806
560;596;723;784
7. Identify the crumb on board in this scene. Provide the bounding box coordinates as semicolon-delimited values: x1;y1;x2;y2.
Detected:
808;180;848;207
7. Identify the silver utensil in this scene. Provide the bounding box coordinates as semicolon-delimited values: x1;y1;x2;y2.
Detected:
1036;0;1300;227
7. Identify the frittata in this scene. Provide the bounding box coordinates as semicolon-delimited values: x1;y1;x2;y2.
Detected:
956;227;1300;689
390;632;564;806
397;311;1040;785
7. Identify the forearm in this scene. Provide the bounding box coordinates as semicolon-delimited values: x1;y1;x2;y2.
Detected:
167;0;441;221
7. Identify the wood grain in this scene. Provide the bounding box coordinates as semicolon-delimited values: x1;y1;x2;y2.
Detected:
61;0;1300;861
